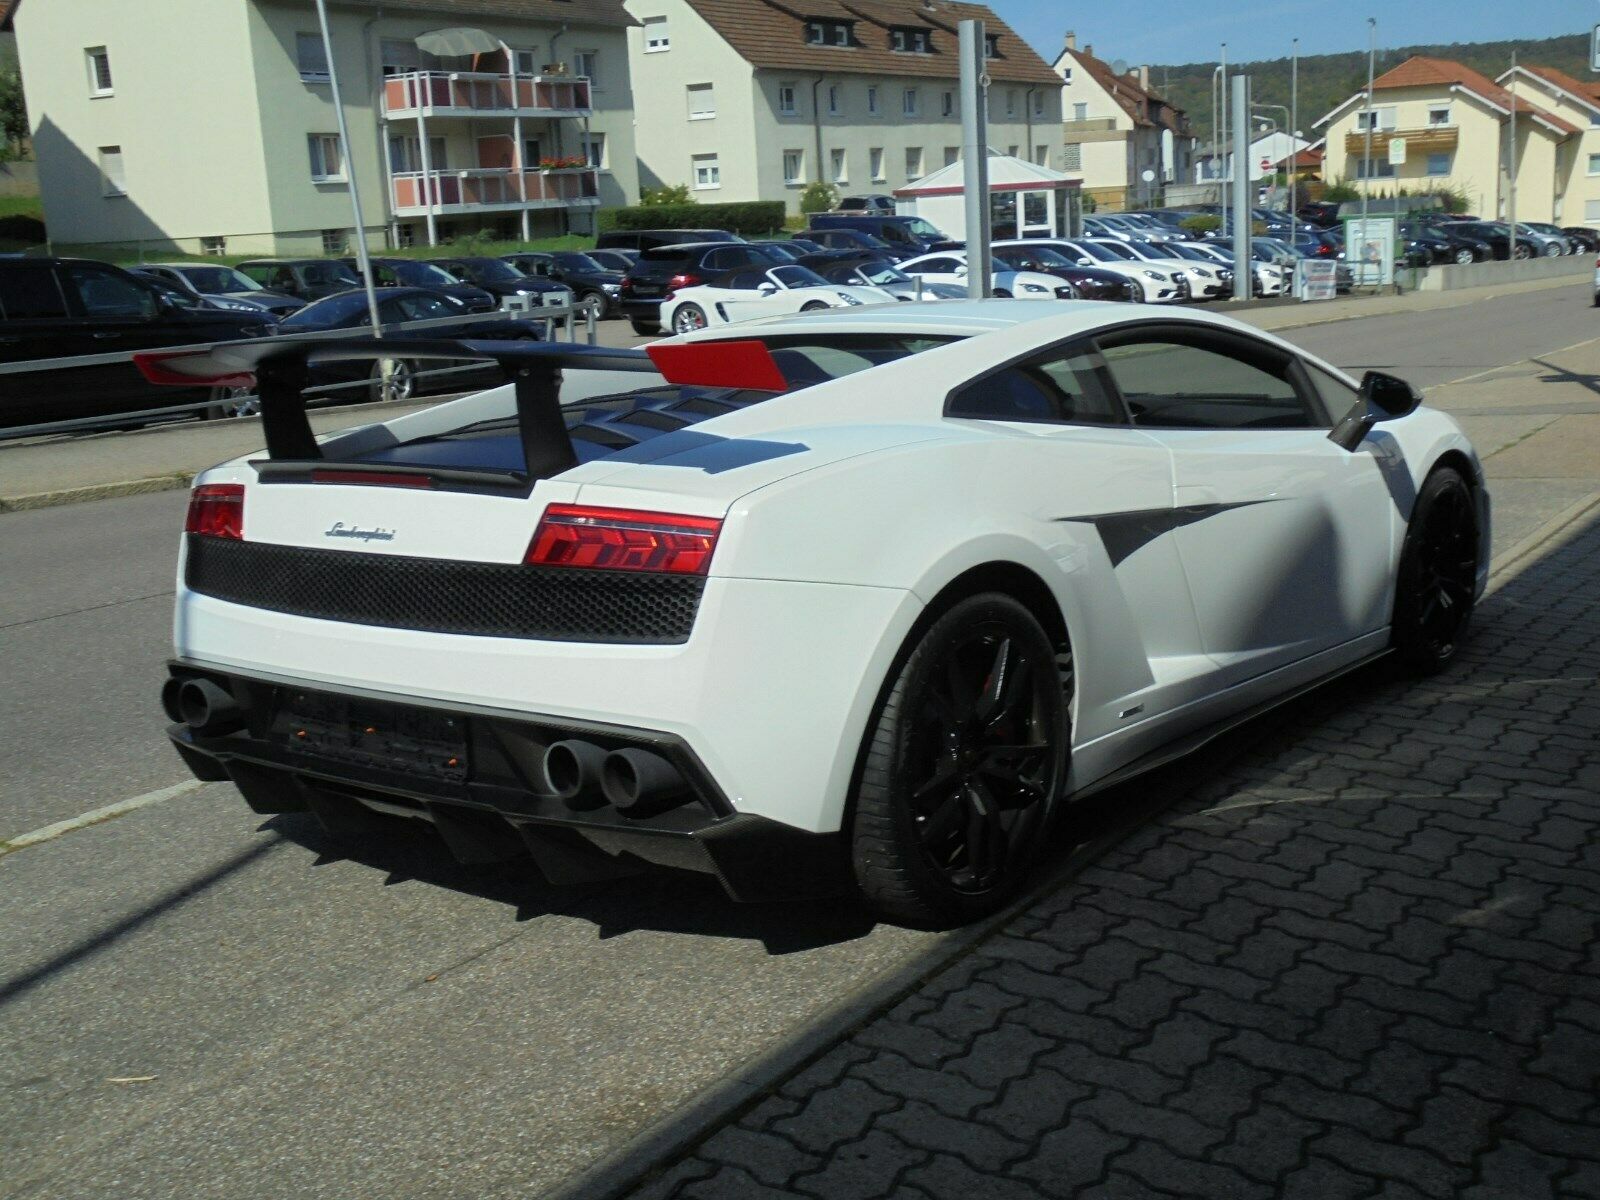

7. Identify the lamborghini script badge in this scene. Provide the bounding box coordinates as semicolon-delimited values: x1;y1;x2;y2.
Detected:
325;522;396;543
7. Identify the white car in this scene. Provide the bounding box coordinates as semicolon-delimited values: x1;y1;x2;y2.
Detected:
143;301;1488;927
1035;239;1189;303
1186;242;1286;297
660;263;892;334
897;251;1076;300
1084;236;1228;301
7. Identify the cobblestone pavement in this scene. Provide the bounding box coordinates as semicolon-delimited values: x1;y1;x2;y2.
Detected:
624;513;1600;1200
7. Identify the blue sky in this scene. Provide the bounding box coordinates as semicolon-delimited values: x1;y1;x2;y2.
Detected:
999;0;1593;68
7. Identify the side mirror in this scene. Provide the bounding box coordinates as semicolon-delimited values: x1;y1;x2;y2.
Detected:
757;281;778;295
954;264;968;277
1328;371;1421;452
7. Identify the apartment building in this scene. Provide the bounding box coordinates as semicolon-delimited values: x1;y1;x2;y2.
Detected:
624;0;1062;213
1051;33;1194;210
1497;63;1600;226
1317;55;1580;225
4;0;639;255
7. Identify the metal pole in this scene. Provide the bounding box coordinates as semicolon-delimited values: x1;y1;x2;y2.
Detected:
314;0;382;334
1290;38;1298;248
1231;74;1251;303
959;19;991;299
1362;18;1374;239
1211;66;1220;187
1508;49;1517;250
1219;44;1227;189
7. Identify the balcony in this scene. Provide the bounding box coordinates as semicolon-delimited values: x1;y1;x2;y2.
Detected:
1063;116;1118;134
383;71;592;120
1343;126;1459;155
390;167;600;217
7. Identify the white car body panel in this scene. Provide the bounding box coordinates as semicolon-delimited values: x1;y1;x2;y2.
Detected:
1033;240;1186;303
1083;238;1227;299
660;273;893;332
897;251;1070;299
173;301;1488;849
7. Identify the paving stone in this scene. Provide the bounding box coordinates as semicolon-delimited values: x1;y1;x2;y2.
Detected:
877;1100;1029;1173
852;1051;991;1120
768;1078;900;1155
1010;1117;1130;1197
699;1125;822;1190
787;1129;925;1200
900;1153;1045;1200
971;1067;1089;1146
1111;1141;1273;1200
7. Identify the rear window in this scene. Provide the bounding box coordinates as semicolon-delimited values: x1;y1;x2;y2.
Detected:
0;263;69;319
640;247;697;263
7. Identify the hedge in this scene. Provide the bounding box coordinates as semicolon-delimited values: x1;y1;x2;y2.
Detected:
0;213;46;243
598;201;787;237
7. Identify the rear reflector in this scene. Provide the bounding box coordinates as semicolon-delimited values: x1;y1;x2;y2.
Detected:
134;350;256;389
186;483;245;540
526;504;722;575
645;340;788;393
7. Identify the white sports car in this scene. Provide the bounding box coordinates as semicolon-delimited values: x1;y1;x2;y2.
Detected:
897;251;1078;300
143;302;1488;927
660;263;893;335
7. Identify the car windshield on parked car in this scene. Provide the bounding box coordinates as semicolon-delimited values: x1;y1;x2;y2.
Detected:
769;265;830;288
172;265;264;294
455;258;527;284
279;291;372;329
551;252;607;273
382;261;462;287
301;262;362;287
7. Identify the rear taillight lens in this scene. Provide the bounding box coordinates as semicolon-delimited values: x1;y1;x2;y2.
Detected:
185;483;245;540
667;272;704;295
525;505;722;575
619;274;635;293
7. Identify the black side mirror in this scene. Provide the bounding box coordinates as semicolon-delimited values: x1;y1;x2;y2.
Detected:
1328;371;1422;451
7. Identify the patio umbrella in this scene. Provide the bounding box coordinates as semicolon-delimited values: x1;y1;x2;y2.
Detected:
414;27;502;57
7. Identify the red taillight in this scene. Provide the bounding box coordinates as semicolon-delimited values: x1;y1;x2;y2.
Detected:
666;272;704;296
619;274;635;294
525;504;722;575
185;483;245;540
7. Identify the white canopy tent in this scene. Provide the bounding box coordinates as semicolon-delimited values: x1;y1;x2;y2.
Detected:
894;153;1083;241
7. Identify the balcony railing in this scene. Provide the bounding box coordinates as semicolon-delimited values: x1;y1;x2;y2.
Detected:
383;71;592;118
391;166;600;215
1343;126;1459;155
1062;117;1118;134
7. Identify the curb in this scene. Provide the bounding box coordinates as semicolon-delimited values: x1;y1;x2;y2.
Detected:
0;471;194;513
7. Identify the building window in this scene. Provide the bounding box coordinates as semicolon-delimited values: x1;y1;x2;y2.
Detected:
779;83;797;116
1356;107;1395;131
582;133;607;169
783;149;805;185
321;229;347;256
1063;142;1082;170
805;20;851;46
890;27;929;53
870;147;885;182
200;236;227;257
97;146;125;196
1427;104;1452;126
687;82;715;119
943;146;959;167
86;46;113;96
1073;102;1087;121
573;50;597;85
295;32;329;82
394;223;416;249
643;16;670;52
826;84;841;115
831;148;847;183
1005;89;1017;117
308;133;345;182
941;90;954;118
1425;151;1451;176
1034;144;1049;165
1588;153;1600;176
693;153;720;189
1061;67;1072;83
903;88;918;117
512;47;540;76
1006;144;1019;157
867;86;879;115
984;34;999;58
905;146;923;179
1032;91;1045;117
1353;156;1395;179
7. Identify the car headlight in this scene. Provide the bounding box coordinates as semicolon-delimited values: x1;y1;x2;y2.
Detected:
1142;270;1164;280
1021;282;1049;293
1190;268;1214;278
836;292;863;305
602;283;621;293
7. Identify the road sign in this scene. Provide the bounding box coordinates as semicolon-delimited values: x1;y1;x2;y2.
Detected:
1592;23;1600;72
1388;137;1407;166
1260;156;1272;171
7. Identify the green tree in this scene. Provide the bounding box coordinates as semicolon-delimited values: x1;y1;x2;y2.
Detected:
0;68;27;163
798;181;837;214
640;183;693;206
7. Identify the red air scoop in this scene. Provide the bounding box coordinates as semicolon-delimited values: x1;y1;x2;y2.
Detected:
646;339;788;393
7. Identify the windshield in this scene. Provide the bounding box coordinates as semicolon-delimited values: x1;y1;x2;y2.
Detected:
178;266;260;293
853;259;910;284
1090;241;1138;261
281;291;369;327
1013;246;1075;267
394;261;463;286
555;252;604;272
758;244;801;262
462;258;523;283
772;265;828;288
1069;241;1120;263
302;262;362;286
904;217;944;240
1165;243;1211;262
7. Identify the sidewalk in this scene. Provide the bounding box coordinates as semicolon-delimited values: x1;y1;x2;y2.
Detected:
620;502;1600;1200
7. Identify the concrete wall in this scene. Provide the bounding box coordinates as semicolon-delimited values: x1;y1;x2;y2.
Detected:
1407;250;1589;292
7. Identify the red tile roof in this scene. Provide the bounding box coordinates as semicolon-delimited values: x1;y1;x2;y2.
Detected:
1517;63;1600;110
1373;55;1580;135
1059;46;1188;134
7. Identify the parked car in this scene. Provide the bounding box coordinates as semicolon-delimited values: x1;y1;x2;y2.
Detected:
1144;241;1239;297
276;287;542;403
1296;201;1343;228
341;257;497;313
1593;254;1600;307
500;251;618;318
1416;221;1494;263
430;255;573;312
661;263;894;333
1084;214;1171;244
798;253;968;300
896;250;1077;299
1445;221;1544;260
808;213;952;257
586;248;639;273
238;258;364;303
834;194;896;213
1522;222;1580;255
0;256;276;429
595;228;742;253
1086;237;1227;300
1562;227;1599;254
618;242;789;334
806;227;901;257
1182;241;1284;297
1512;223;1569;257
990;243;1139;301
1050;239;1190;302
137;263;304;316
1395;223;1460;266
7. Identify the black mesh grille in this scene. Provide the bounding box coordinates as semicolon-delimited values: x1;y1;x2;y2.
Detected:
185;535;704;643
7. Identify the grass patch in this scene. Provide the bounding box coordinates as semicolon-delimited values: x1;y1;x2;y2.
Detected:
0;194;41;221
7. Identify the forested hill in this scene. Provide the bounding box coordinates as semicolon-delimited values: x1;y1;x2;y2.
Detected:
1146;32;1591;144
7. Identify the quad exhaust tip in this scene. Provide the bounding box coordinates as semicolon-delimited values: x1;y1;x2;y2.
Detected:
542;740;610;809
601;748;689;819
171;677;244;736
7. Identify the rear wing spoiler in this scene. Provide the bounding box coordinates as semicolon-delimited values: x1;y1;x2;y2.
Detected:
135;337;788;486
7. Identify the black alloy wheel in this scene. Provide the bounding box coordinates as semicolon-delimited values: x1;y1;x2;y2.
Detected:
851;593;1068;926
1454;248;1474;265
1392;467;1480;673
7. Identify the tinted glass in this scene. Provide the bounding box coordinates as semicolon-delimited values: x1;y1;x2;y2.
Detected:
772;265;827;287
394;261;461;286
760;333;958;386
281;290;370;328
0;263;69;319
1100;337;1314;430
397;293;456;321
64;264;154;317
949;347;1121;424
724;269;769;290
1307;365;1355;423
553;253;604;272
462;258;522;282
301;262;362;286
180;266;260;293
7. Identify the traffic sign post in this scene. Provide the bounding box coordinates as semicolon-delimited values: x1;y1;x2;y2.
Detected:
1591;23;1600;72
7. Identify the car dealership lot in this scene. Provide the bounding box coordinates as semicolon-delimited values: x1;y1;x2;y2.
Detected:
2;284;1599;1199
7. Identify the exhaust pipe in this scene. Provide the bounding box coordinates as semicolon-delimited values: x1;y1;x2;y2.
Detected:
160;676;185;723
600;748;690;819
542;740;609;809
176;678;244;735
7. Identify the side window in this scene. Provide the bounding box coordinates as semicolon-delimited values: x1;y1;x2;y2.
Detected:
0;264;70;318
725;268;767;290
241;265;271;286
62;264;156;318
376;298;403;324
1098;335;1314;430
949;346;1122;425
1305;364;1353;426
397;293;453;321
270;268;298;291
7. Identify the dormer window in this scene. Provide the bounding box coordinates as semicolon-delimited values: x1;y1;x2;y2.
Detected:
890;26;930;53
805;19;852;47
983;34;1000;58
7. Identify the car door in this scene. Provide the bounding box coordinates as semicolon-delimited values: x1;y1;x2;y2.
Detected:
944;341;1207;746
1095;324;1396;686
0;260;88;428
57;260;194;419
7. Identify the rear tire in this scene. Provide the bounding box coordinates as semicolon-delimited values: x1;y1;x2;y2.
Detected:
800;300;830;312
994;288;1012;298
629;318;660;336
671;303;708;333
850;593;1068;928
1391;467;1480;674
368;358;415;404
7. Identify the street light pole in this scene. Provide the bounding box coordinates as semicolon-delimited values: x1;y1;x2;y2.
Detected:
315;0;382;334
1219;43;1228;189
1508;49;1518;250
1362;17;1375;239
1290;38;1298;248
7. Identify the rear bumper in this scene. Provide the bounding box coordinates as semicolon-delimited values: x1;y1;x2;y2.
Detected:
619;297;664;322
165;663;851;902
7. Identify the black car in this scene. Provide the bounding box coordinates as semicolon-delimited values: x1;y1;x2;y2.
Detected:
1296;201;1343;228
237;258;364;303
586;248;638;273
499;251;619;318
276;287;542;403
341;257;497;313
430;255;573;314
1562;226;1599;253
1443;221;1543;261
594;228;742;253
618;241;788;334
1396;222;1460;267
0;256;276;430
991;244;1137;301
834;194;896;213
1413;216;1493;263
807;227;901;256
137;262;304;316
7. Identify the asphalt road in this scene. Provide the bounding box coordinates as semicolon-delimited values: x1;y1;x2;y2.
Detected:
1;283;1597;1199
